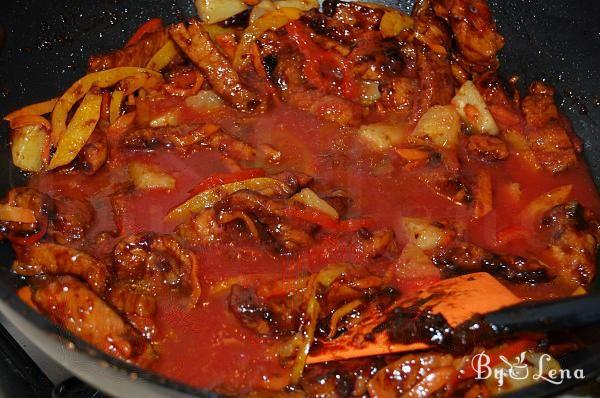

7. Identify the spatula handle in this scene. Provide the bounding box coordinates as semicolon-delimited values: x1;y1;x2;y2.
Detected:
483;292;600;335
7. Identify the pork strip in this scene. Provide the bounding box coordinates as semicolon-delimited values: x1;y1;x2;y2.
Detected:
88;28;169;72
31;276;155;366
169;19;266;112
521;82;577;174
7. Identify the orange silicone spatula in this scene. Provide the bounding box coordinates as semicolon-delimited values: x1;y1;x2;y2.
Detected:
307;272;521;364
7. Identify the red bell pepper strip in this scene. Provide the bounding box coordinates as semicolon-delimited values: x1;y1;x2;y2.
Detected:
100;91;111;123
496;225;530;245
336;218;374;232
8;215;48;246
283;206;373;233
125;18;163;47
187;169;266;197
283;206;339;229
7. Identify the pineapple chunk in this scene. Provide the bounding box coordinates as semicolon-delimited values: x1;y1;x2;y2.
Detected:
451;80;499;135
410;105;461;149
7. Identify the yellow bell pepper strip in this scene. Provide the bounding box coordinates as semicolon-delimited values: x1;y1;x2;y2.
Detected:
11;124;49;172
50;67;162;144
166;177;287;221
48;92;102;170
0;204;37;223
146;40;178;71
4;98;57;122
118;73;164;95
233;7;303;70
109;90;125;124
283;264;348;384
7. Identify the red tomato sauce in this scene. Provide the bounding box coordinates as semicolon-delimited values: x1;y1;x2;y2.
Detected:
28;99;600;390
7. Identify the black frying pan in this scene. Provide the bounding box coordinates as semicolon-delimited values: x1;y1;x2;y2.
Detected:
0;0;600;397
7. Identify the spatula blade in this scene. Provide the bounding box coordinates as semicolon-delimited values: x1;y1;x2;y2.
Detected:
307;272;520;364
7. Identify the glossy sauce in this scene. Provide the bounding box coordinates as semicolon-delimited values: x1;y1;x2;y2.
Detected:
27;100;600;390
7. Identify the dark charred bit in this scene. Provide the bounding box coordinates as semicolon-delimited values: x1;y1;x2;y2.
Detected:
228;285;277;337
432;242;552;284
329;0;383;31
219;9;250;28
373;300;498;355
541;201;593;236
539;201;600;286
428;151;443;166
300;9;352;45
270;170;314;193
77;134;108;175
381;39;406;76
322;0;341;17
318;285;400;340
301;357;387;398
353;228;397;259
482;255;551;284
323;191;352;217
444;177;473;204
262;54;278;85
362;286;401;312
228;285;299;338
466;135;509;162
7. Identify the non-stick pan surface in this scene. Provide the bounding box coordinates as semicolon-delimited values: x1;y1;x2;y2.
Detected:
0;1;599;396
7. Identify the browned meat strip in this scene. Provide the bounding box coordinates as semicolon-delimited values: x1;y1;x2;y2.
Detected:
216;189;292;218
432;241;551;283
122;124;212;148
302;358;386;398
413;3;455;118
204;130;257;161
322;0;384;34
176;208;223;246
409;152;472;206
521;82;577;174
107;283;158;339
122;124;256;160
112;233;201;303
368;352;457;397
540;201;600;286
175;171;313;248
0;187;51;240
432;0;504;72
301;8;354;45
88;28;169;72
228;285;299;338
215;190;318;253
48;195;95;246
13;243;109;294
286;91;364;125
353;228;397;259
270;171;314;195
31;276;155;366
466;135;509;162
169;19;266;112
76;132;108;175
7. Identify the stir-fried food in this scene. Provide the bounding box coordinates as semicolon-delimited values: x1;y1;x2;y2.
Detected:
3;0;600;396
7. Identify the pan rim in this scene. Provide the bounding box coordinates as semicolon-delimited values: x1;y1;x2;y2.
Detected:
0;0;600;396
